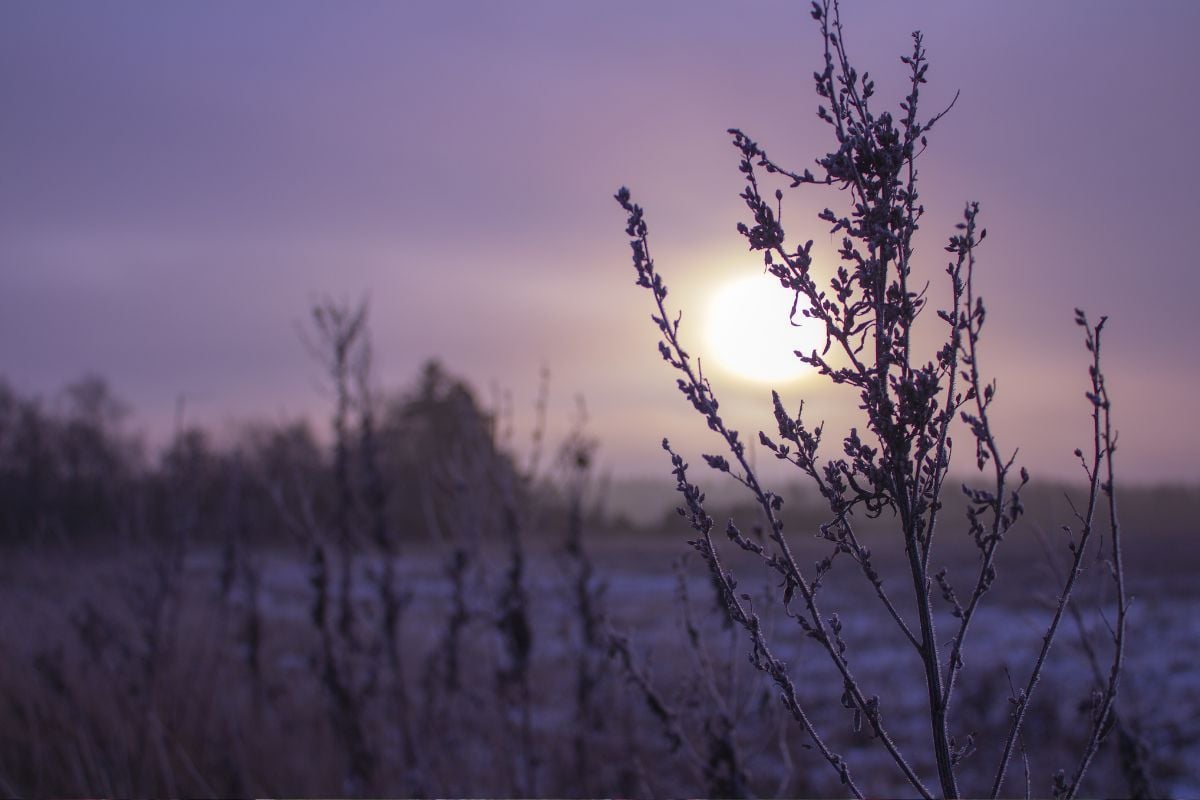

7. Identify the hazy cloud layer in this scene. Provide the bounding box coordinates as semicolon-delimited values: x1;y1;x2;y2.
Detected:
3;1;1198;482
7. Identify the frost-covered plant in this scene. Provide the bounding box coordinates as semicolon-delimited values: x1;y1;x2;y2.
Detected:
615;2;1125;797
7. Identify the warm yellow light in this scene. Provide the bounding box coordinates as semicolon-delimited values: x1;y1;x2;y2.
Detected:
704;273;822;384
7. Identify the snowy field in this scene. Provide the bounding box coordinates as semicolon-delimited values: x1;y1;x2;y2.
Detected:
2;529;1197;797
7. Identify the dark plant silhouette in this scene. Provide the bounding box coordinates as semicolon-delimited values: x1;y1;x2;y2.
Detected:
616;1;1125;796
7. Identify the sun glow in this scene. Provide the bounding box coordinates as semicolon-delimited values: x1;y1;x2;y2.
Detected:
704;273;823;384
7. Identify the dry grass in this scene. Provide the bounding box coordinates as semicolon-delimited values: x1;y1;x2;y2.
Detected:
0;520;1193;797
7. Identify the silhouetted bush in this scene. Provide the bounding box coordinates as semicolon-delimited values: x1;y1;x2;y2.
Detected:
616;2;1126;796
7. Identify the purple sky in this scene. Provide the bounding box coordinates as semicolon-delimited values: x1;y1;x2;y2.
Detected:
3;1;1199;486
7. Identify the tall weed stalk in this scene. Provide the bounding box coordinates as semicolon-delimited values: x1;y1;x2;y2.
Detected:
615;2;1125;796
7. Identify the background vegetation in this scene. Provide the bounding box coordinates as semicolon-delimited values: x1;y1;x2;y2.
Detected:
0;351;1197;796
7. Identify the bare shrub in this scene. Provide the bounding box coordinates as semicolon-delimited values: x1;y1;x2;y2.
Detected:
615;2;1125;796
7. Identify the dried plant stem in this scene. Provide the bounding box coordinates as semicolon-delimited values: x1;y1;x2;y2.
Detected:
1065;318;1127;799
989;316;1123;799
616;1;1124;796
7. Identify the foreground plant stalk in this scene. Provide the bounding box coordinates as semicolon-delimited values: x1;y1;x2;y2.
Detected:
615;1;1125;795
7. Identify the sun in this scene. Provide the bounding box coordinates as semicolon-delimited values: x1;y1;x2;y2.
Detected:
704;273;823;384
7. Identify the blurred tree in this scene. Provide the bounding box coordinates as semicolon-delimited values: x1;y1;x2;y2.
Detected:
0;376;142;544
379;359;516;544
